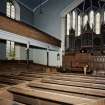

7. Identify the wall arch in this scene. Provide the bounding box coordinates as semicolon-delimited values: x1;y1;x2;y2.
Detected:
60;0;84;52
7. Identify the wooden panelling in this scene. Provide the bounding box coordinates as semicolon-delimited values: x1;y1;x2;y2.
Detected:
63;53;105;75
93;56;105;70
63;53;92;72
0;15;61;47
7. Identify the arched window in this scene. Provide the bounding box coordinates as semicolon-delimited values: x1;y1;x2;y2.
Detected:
72;11;76;29
11;5;15;19
96;13;101;34
6;1;15;19
83;15;88;26
104;11;105;23
66;13;70;35
6;2;11;17
89;10;94;28
77;15;81;36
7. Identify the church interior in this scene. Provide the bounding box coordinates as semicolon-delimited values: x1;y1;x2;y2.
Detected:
1;0;105;105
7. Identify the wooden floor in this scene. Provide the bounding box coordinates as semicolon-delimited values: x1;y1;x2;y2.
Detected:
0;72;104;105
0;72;105;105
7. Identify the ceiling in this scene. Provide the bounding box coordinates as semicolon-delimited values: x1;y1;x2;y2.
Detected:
16;0;48;10
16;0;105;13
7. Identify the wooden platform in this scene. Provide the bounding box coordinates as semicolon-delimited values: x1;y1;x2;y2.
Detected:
0;97;25;105
8;73;105;105
9;85;105;105
0;70;105;105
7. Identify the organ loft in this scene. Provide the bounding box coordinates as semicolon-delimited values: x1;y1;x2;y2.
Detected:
1;0;105;105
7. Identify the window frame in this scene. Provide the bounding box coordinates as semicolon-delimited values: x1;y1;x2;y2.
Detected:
72;11;76;30
89;10;94;28
77;15;81;36
83;14;88;26
95;12;101;34
6;1;16;19
66;13;71;35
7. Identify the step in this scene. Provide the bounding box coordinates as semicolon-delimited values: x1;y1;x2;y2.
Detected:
8;85;105;105
29;81;105;97
0;97;25;105
47;75;105;84
42;78;105;90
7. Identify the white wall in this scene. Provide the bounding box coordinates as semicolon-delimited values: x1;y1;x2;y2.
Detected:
32;48;47;65
15;45;26;60
29;48;33;61
34;0;74;40
0;29;60;51
49;51;58;67
15;1;20;20
32;48;62;67
20;46;26;60
0;29;62;66
15;45;21;60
